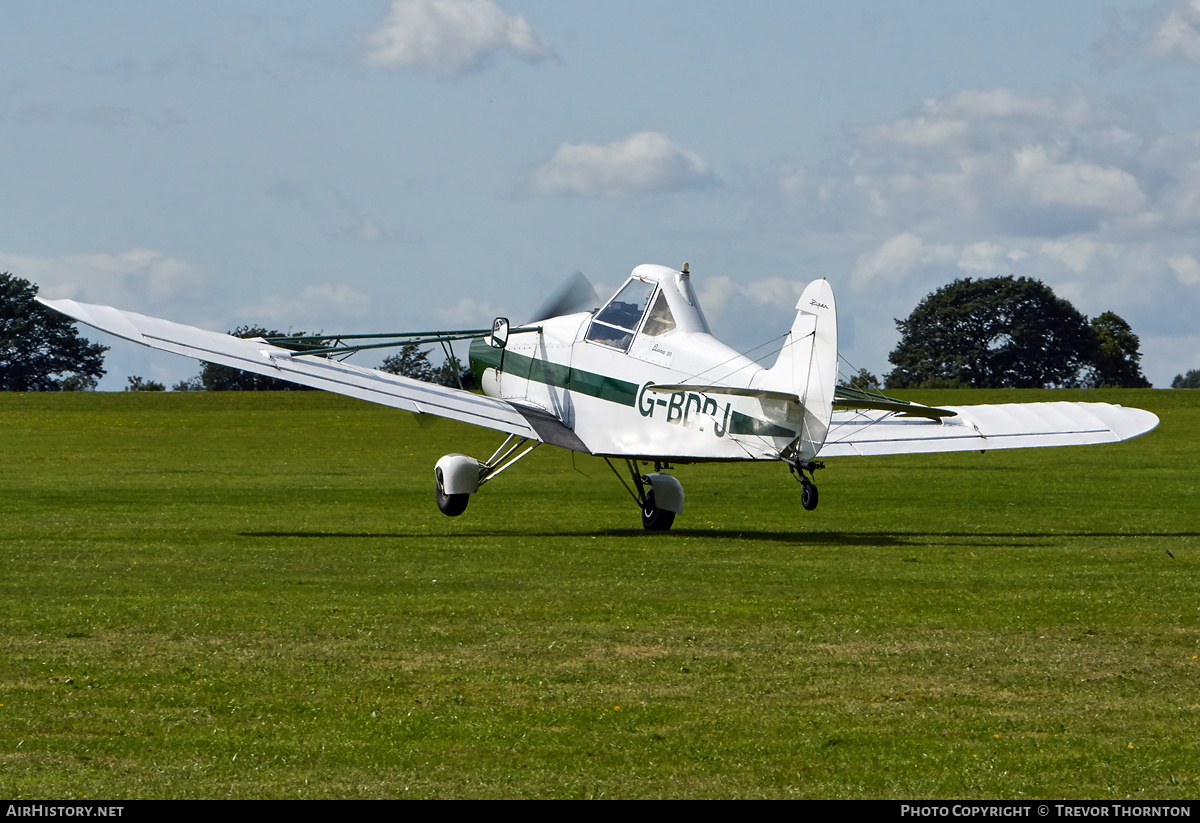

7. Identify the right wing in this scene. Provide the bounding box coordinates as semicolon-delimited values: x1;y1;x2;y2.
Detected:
39;298;582;448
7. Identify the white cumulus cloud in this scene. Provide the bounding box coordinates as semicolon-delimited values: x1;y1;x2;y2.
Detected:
240;284;372;326
1013;145;1145;215
784;88;1164;238
850;233;956;290
775;86;1200;336
1093;0;1200;67
434;296;505;325
1168;253;1200;285
1;248;206;308
957;242;1006;273
531;132;713;198
697;275;807;312
365;0;554;77
1147;0;1200;63
1040;238;1103;275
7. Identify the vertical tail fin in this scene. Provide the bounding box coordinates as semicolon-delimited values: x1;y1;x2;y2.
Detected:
752;280;838;460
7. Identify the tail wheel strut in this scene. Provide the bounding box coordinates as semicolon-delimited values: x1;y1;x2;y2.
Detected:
789;459;824;512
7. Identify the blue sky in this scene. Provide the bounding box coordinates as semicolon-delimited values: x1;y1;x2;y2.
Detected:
4;0;1200;387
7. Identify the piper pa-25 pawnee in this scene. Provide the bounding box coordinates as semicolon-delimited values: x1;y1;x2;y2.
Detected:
40;263;1158;531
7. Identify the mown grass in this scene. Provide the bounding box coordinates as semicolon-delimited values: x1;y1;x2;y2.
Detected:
1;389;1196;798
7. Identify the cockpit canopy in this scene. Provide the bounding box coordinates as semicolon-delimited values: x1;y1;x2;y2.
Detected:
585;264;709;353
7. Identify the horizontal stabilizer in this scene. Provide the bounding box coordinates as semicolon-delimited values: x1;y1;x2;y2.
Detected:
831;397;957;421
651;383;958;421
647;383;799;403
831;385;957;420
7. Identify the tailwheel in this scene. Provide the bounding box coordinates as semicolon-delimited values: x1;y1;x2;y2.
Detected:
789;459;824;512
641;490;676;531
800;480;818;511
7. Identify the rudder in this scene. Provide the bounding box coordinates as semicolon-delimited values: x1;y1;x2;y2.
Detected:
751;280;838;460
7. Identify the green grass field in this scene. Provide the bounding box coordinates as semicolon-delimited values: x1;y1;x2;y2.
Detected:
1;389;1196;799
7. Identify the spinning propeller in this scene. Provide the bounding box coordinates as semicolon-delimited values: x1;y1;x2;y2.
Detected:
529;270;600;323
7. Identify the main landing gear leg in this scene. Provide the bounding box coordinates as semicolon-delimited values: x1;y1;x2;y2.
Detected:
605;458;684;532
788;459;824;511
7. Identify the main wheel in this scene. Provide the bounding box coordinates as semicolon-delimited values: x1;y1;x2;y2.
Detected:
800;482;818;511
435;469;469;517
641;490;676;531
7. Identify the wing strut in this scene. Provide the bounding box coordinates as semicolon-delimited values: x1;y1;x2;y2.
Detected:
478;435;539;487
263;326;542;359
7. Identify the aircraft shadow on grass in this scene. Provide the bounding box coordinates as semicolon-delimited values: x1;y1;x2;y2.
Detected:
239;529;1198;548
240;529;907;545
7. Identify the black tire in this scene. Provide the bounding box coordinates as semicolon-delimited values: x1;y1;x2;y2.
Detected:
435;469;469;517
801;482;818;511
641;490;675;531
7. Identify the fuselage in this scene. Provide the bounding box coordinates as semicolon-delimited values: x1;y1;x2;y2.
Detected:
469;264;807;462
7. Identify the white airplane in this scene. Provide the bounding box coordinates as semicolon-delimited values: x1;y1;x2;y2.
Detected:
39;263;1158;531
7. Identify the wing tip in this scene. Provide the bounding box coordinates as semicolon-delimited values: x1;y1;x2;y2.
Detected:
1105;405;1160;441
38;298;148;344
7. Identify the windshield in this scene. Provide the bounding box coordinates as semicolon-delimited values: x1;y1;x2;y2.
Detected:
586;279;655;351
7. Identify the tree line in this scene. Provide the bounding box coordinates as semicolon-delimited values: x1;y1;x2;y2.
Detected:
177;332;472;391
123;330;472;391
0;270;1190;392
0;273;473;391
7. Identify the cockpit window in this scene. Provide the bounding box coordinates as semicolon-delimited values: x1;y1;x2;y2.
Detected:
586;279;655;351
640;290;676;337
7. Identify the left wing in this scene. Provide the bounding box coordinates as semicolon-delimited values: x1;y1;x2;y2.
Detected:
820;401;1158;457
38;298;579;447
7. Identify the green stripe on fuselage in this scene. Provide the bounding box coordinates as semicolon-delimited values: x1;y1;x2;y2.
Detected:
566;368;639;405
468;338;794;439
469;339;638;406
728;411;795;439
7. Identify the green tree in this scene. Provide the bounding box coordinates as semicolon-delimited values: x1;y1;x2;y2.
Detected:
1086;312;1151;388
381;343;475;390
197;326;323;391
887;276;1095;389
432;353;475;390
172;376;204;392
0;272;107;391
379;342;435;382
125;375;166;391
1172;369;1200;389
838;368;880;391
59;374;99;392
